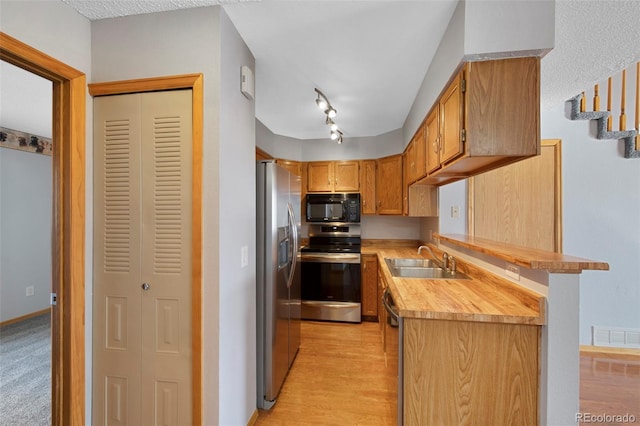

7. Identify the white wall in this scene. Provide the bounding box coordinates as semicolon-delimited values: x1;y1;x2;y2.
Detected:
541;103;640;344
219;10;257;425
300;128;404;161
257;119;405;162
0;2;92;421
403;0;554;147
0;149;52;321
92;6;257;424
0;62;53;322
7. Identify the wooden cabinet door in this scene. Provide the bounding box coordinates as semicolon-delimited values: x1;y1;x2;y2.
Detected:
359;160;377;214
439;70;465;165
334;161;360;191
376;154;403;215
425;105;440;174
402;152;409;216
307;161;333;192
406;139;416;183
412;124;426;182
361;254;378;319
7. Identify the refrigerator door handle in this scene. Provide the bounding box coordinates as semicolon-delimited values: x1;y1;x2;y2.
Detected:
286;203;298;290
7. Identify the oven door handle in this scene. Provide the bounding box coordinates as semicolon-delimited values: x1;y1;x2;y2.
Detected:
300;253;361;264
382;287;399;323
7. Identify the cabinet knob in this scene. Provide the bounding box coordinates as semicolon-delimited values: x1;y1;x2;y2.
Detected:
142;282;150;291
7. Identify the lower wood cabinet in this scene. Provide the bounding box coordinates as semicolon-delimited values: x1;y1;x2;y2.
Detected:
403;318;540;425
361;254;378;320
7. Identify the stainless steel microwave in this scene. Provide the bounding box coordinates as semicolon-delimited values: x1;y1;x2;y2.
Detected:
306;193;360;223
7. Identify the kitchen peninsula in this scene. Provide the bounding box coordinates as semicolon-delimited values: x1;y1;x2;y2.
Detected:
364;235;608;426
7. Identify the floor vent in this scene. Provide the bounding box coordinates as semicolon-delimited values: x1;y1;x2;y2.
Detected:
592;326;640;348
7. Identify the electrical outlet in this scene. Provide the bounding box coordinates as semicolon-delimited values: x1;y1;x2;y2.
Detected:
505;263;520;281
26;286;34;296
450;206;460;218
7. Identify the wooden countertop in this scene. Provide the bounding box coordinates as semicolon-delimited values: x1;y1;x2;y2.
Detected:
436;234;609;273
362;246;546;325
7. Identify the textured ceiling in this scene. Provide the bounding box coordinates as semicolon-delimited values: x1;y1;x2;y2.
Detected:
61;0;640;140
540;0;640;111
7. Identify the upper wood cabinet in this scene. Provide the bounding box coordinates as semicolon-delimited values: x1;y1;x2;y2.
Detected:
425;104;440;174
306;160;360;192
275;158;302;177
421;57;540;186
376;154;403;215
256;147;273;161
359;160;377;215
406;123;426;184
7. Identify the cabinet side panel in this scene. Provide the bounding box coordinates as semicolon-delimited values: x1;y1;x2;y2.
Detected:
403;319;538;426
466;57;540;157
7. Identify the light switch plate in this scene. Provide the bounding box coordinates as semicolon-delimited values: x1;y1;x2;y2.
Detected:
241;246;249;268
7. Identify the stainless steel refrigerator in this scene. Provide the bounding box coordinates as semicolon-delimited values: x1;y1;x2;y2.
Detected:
256;160;301;409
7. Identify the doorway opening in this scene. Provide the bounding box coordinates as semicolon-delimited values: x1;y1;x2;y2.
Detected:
0;32;86;426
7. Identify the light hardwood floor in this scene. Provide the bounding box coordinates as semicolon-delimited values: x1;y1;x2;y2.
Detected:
255;321;640;426
255;321;396;425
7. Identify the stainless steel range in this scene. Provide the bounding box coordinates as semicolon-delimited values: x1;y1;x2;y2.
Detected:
300;223;361;323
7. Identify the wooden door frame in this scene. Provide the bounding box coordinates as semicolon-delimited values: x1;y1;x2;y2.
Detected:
88;75;203;424
0;32;86;425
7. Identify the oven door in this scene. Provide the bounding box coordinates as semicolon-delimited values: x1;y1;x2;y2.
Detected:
300;253;361;323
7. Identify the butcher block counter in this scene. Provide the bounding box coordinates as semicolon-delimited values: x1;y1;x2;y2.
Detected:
362;241;546;426
361;245;546;325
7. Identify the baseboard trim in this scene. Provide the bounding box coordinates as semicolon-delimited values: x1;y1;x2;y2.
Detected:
580;344;640;358
247;409;259;426
0;308;50;327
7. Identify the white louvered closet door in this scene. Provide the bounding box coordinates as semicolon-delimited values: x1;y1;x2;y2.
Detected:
93;90;192;426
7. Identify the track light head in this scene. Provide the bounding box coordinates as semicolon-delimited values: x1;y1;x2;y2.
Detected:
316;97;327;110
326;107;337;118
326;117;338;131
315;88;329;111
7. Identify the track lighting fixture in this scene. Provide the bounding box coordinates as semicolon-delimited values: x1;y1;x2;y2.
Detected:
326;117;338;132
315;88;344;144
315;88;329;111
331;130;343;144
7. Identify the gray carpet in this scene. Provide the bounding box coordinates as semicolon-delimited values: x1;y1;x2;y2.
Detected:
0;313;51;426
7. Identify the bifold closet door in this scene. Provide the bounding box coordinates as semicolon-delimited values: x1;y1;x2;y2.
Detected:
93;90;193;426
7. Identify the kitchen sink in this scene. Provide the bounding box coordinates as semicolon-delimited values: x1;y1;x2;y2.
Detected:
384;258;470;280
384;258;440;268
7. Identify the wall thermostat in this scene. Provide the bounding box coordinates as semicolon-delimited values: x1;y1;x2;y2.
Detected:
241;65;254;100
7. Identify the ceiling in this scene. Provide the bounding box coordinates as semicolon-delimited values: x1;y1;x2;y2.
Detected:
61;0;640;141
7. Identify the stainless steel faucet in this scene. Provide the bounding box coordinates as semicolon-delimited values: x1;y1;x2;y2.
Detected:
449;256;457;273
418;245;445;270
